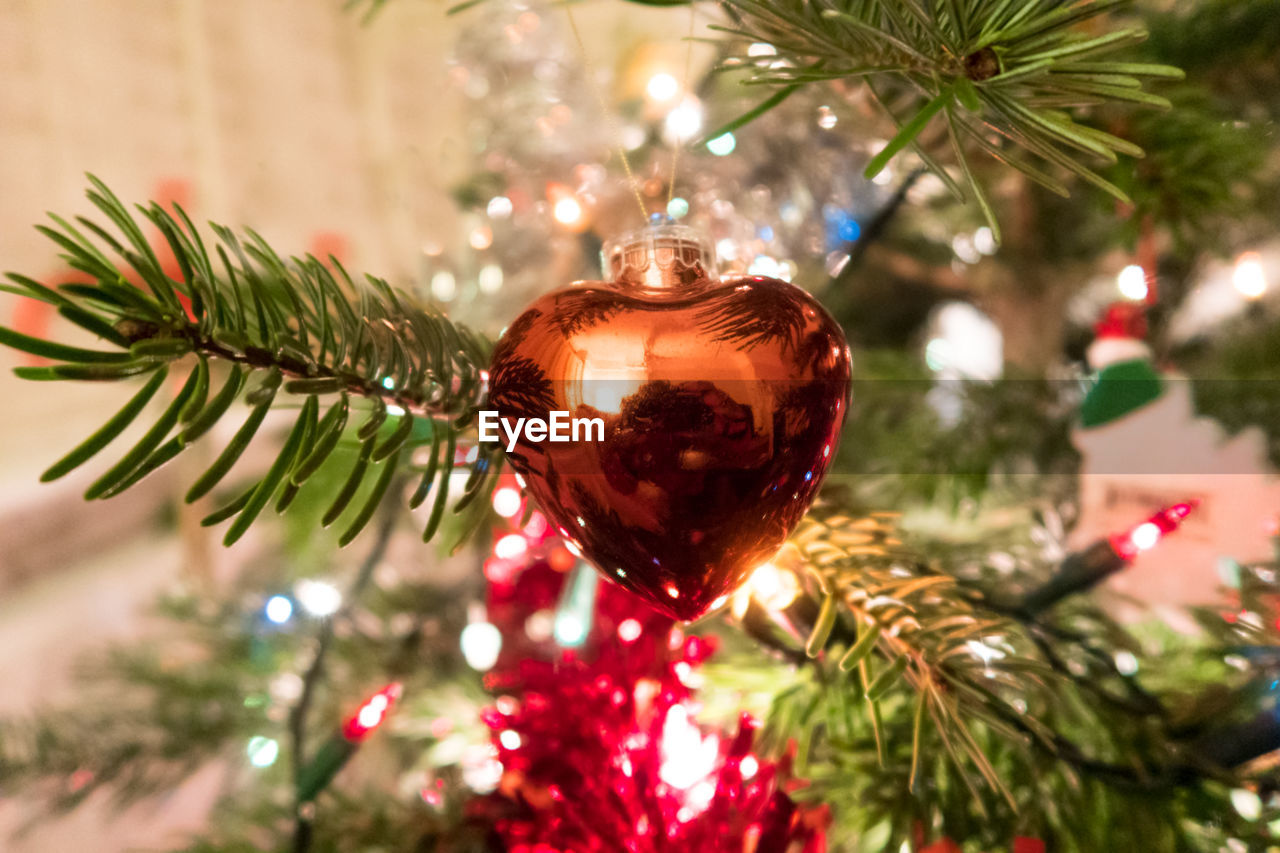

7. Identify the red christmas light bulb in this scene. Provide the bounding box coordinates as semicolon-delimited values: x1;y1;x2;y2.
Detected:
343;682;403;742
1110;500;1198;561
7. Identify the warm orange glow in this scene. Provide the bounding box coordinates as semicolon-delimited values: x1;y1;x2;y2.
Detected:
731;561;799;619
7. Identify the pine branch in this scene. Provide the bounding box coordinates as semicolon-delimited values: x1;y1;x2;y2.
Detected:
750;503;1275;837
1;177;498;547
717;0;1185;238
779;509;1039;809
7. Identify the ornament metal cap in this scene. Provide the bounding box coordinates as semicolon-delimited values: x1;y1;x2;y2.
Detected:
602;214;716;293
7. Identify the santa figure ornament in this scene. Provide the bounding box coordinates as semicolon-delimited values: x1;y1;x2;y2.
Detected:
1073;301;1280;613
487;218;852;619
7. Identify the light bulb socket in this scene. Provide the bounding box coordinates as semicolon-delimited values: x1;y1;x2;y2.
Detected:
1021;539;1127;614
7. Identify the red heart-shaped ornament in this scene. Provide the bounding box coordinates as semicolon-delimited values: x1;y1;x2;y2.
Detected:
487;224;851;620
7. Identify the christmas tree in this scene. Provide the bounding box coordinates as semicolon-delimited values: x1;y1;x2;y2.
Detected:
1;1;1279;851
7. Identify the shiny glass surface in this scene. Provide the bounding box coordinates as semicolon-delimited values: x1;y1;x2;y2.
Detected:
489;231;851;620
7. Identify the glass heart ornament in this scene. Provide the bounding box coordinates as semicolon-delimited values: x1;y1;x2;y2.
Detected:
487;220;852;620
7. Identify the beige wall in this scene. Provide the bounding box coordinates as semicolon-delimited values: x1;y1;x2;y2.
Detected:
0;0;474;279
0;0;691;279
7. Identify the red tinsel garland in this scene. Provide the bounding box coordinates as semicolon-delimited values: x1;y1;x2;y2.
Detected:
472;492;827;852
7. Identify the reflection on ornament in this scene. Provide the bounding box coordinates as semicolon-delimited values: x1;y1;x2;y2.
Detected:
747;42;777;57
1117;264;1149;301
816;105;837;129
572;334;649;412
1234;251;1267;299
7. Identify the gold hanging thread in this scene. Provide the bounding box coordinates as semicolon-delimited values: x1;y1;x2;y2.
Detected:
563;1;650;222
667;1;697;208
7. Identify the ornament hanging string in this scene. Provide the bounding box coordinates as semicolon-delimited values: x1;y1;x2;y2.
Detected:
562;1;649;221
667;2;697;208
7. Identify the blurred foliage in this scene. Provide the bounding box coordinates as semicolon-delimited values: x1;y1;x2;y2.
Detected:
836;349;1080;509
1185;314;1280;468
1104;88;1273;252
1144;0;1280;114
0;178;499;553
0;520;491;843
715;0;1184;239
704;502;1280;851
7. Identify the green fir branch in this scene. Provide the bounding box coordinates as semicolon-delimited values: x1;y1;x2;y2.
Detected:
718;0;1184;236
1;177;495;547
724;504;1280;850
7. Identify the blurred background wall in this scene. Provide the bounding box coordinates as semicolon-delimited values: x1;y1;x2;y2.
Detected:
2;0;471;279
